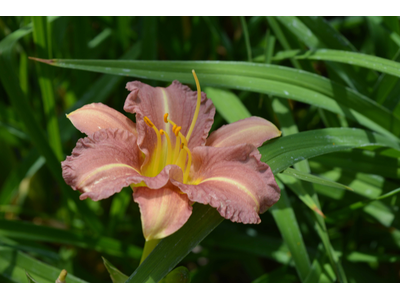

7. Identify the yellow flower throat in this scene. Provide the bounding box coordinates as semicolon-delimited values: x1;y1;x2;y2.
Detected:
141;70;201;184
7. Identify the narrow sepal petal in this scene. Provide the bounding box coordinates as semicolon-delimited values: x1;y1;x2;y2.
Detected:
67;103;137;136
62;128;143;200
134;185;193;241
206;116;281;148
172;145;280;223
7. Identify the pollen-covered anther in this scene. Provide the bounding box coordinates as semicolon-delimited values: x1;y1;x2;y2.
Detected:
174;126;182;137
143;116;154;127
163;113;169;123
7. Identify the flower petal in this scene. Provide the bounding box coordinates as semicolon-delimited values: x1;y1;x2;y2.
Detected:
206;116;281;148
134;185;193;241
62;128;143;201
67;103;137;136
172;145;280;223
124;81;215;164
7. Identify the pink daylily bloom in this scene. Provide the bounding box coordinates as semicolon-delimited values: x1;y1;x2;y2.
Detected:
62;73;281;241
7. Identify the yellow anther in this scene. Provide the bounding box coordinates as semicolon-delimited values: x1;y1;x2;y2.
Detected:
186;70;202;142
163;113;169;123
174;126;182;137
172;124;177;132
144;116;154;127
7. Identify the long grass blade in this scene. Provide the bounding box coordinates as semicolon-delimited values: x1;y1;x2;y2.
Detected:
281;168;353;190
30;58;400;139
261;128;400;174
32;16;63;160
0;219;142;259
0;247;85;283
270;179;312;281
0;21;104;234
240;16;252;62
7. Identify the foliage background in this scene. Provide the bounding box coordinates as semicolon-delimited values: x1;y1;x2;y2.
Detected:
0;16;400;283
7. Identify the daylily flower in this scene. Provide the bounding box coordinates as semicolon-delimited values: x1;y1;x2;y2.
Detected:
62;71;281;241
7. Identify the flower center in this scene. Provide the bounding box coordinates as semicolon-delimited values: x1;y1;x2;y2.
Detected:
142;70;201;184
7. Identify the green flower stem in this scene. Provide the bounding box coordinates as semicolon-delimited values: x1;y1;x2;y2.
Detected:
140;239;160;265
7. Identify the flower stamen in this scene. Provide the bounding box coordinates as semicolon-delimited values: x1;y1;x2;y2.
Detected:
155;97;195;181
144;116;154;127
144;116;162;175
186;70;202;142
160;129;172;165
178;131;188;148
172;134;181;163
182;145;192;183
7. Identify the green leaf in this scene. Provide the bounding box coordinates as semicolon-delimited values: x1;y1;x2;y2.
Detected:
0;247;85;283
32;16;63;161
297;16;356;51
270;179;312;281
0;21;104;234
281;168;352;191
264;29;275;64
204;87;251;123
276;16;368;94
312;149;400;180
260;128;400;174
0;149;44;205
25;271;38;283
277;173;325;217
304;245;329;283
0;235;59;260
363;201;395;227
346;251;400;263
240;16;252;62
293;49;400;78
271;97;346;283
266;16;303;69
102;257;129;283
159;266;191;283
31;58;400;139
0;220;142;259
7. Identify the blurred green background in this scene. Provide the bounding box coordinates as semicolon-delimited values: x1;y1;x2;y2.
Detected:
1;16;400;283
